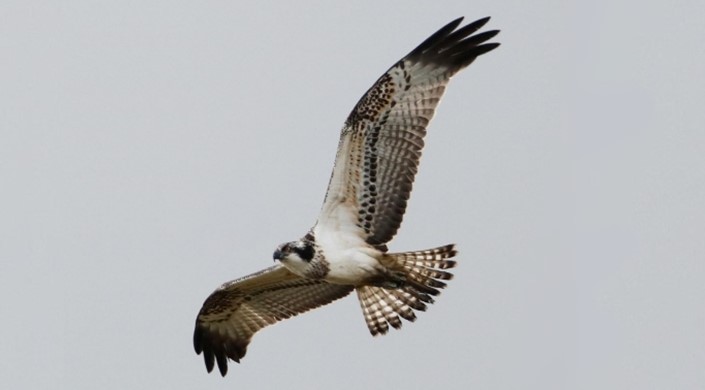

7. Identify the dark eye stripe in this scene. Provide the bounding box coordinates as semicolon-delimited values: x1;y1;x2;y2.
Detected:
294;245;315;262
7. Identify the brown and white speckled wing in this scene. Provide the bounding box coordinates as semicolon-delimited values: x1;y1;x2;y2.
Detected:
318;17;500;246
193;265;353;376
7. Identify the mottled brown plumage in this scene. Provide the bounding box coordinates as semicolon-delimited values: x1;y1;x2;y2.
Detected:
320;16;499;246
193;265;353;376
194;16;499;377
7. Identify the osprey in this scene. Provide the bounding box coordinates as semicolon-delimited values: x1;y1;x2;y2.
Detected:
194;16;499;376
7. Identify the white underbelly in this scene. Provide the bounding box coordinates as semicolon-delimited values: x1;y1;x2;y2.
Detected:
324;249;381;284
313;208;385;284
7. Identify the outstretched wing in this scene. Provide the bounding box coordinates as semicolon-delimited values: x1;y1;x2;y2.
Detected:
193;265;354;376
317;17;500;246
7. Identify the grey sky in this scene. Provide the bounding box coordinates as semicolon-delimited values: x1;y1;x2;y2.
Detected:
2;1;704;389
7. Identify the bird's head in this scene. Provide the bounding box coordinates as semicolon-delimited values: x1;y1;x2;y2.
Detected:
273;239;315;264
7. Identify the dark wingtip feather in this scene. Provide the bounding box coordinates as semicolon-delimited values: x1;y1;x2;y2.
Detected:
404;16;500;70
193;326;202;354
193;322;234;376
203;349;215;373
216;353;228;377
460;30;500;47
194;325;217;374
474;42;501;56
468;16;491;31
410;17;465;56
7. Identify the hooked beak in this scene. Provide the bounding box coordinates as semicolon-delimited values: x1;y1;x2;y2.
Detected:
273;249;283;262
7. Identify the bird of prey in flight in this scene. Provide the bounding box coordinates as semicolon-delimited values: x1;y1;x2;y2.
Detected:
193;16;500;376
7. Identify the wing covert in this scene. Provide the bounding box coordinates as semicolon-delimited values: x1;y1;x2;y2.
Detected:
318;17;500;246
193;265;353;376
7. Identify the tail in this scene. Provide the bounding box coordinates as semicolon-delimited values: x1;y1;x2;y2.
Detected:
356;244;457;336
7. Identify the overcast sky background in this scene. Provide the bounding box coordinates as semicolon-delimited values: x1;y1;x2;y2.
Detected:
2;1;704;389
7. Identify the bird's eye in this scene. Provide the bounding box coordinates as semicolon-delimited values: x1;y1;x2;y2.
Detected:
294;244;315;262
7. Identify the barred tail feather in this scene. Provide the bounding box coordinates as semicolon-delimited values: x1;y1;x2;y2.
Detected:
393;244;457;292
356;244;457;336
